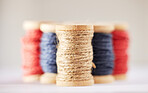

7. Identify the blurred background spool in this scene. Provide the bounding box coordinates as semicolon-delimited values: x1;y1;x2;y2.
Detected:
21;21;43;82
112;24;129;80
40;23;57;84
56;24;94;86
92;24;115;83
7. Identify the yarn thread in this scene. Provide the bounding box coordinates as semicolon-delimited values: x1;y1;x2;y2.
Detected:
112;30;129;75
92;33;114;75
21;29;43;76
56;25;94;85
40;32;57;73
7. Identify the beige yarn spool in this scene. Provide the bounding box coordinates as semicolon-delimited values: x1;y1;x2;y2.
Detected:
113;23;128;80
93;24;115;84
39;23;57;84
56;25;94;86
22;21;42;83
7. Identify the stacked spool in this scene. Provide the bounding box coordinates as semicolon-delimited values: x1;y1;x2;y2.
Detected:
112;24;129;80
56;24;94;86
21;21;43;82
92;24;115;83
40;23;57;84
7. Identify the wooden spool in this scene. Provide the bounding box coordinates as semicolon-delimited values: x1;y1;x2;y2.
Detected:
40;22;57;84
93;24;115;84
56;24;94;86
22;21;43;83
113;23;128;80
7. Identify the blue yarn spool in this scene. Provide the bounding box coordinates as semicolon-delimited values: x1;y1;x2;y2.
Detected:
92;33;114;75
40;32;57;73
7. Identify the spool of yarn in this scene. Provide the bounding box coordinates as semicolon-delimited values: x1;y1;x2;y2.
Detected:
56;24;94;86
92;24;115;83
40;23;57;84
112;24;129;80
21;21;43;82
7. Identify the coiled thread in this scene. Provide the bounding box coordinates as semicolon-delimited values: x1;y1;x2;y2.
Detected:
56;25;94;86
92;33;114;75
112;30;129;74
40;32;57;73
21;29;43;76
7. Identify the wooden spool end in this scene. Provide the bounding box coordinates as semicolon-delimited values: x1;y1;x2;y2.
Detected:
40;22;56;33
56;24;93;31
40;73;56;84
23;74;41;83
93;75;115;84
113;74;127;80
23;21;43;30
23;21;54;30
94;24;114;33
56;79;94;87
114;23;128;31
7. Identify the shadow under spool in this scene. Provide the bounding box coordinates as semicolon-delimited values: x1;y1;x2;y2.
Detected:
112;24;129;80
56;24;94;86
21;21;44;83
40;23;57;84
92;24;115;83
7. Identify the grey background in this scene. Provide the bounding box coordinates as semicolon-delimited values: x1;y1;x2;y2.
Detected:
0;0;148;69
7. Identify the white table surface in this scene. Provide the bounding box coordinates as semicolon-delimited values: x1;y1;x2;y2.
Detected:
0;65;148;93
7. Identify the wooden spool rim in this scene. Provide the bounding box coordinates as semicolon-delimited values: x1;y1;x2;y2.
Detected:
56;24;93;31
114;24;128;30
23;74;41;83
40;73;57;84
94;24;114;33
40;23;56;33
93;75;115;83
23;21;43;30
113;74;127;80
23;21;53;30
56;79;94;86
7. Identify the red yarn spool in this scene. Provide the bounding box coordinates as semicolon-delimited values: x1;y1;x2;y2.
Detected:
21;29;43;76
112;30;129;75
